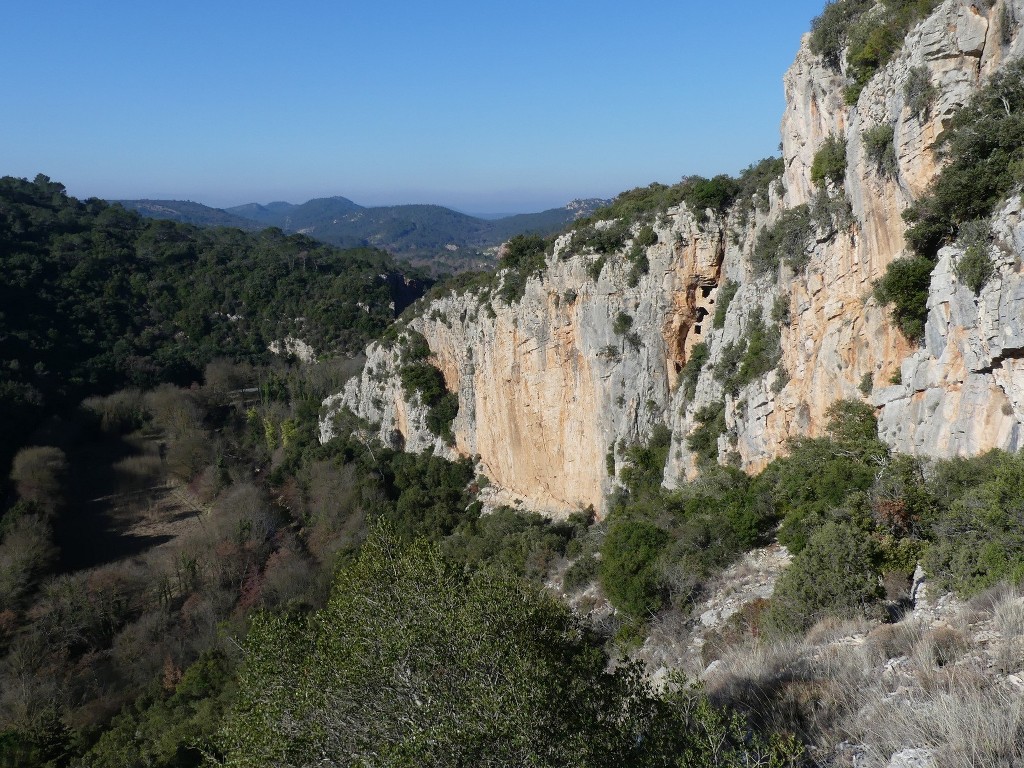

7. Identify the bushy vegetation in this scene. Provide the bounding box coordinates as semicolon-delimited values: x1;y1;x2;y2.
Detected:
221;525;804;767
753;205;813;275
862;123;897;177
599;428;774;631
765;521;883;634
876;60;1024;339
397;331;459;443
678;175;740;223
680;342;709;400
903;64;936;119
902;59;1024;260
713;312;782;397
733;157;786;228
712;281;740;329
496;233;549;304
810;0;942;103
810;134;848;187
565;159;784;261
873;255;934;340
924;450;1024;596
0;175;419;480
687;402;727;463
954;219;995;294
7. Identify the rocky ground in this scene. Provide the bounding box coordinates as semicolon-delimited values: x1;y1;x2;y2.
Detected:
627;546;1024;766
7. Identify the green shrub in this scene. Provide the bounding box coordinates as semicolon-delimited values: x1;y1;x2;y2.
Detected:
402;329;432;362
873;255;934;341
924;451;1024;596
713;339;746;395
954;219;994;294
753;205;812;275
599;516;669;617
634;225;657;247
625;241;651;287
713;280;739;328
500;233;547;272
563;554;598;591
737;314;781;387
734;157;785;227
903;59;1024;259
955;250;994;295
680;342;709;400
809;0;874;69
425;392;459;444
903;65;936;119
765;521;883;634
810;134;848;187
497;233;548;304
753;400;885;553
771;294;791;325
221;525;669;766
862;124;897;177
399;362;459;440
442;507;576;582
713;312;781;397
810;0;940;102
586;255;606;281
626;252;649;287
619;425;672;497
679;175;740;222
810;188;855;240
858;372;873;395
687;402;726;462
612;312;634;336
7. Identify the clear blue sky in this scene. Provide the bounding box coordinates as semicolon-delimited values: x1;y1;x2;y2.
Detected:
2;1;826;213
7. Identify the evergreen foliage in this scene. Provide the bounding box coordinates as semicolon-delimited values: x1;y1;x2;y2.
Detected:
497;233;548;304
810;0;942;102
954;219;995;295
873;255;934;341
680;342;709;400
903;65;937;119
0;174;416;474
903;59;1024;259
687;402;727;462
862;123;897;177
753;205;813;275
810;134;848;187
713;281;740;329
765;521;883;634
219;524;804;767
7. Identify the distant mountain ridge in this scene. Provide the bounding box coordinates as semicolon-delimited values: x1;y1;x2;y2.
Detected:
116;195;611;273
116;199;262;231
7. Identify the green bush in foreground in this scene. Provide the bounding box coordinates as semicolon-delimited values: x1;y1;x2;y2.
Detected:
220;525;804;766
766;520;883;635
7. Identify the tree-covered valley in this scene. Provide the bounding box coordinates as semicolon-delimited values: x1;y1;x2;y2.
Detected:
5;0;1024;764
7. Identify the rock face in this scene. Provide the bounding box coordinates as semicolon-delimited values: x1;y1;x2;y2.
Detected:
323;0;1024;517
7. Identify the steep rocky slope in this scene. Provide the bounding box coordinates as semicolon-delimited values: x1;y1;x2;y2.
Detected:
323;0;1024;517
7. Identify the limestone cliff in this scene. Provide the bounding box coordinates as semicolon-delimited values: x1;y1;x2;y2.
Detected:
323;0;1024;516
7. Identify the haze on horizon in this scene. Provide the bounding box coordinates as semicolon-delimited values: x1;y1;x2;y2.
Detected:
2;0;826;214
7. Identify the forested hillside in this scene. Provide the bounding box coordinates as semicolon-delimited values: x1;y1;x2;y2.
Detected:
0;174;423;476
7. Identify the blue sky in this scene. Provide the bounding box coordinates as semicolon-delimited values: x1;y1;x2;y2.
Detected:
2;1;826;213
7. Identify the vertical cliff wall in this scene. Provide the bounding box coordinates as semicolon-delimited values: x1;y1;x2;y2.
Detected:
323;0;1024;517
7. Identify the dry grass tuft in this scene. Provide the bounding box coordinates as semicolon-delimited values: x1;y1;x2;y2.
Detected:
863;620;921;665
857;678;1024;767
